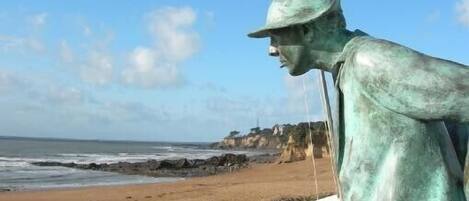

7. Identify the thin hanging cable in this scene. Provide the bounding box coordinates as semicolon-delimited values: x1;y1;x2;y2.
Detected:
317;71;343;200
317;73;337;191
301;75;319;201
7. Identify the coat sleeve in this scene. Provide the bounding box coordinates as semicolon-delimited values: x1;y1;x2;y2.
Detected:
445;121;469;168
351;38;469;123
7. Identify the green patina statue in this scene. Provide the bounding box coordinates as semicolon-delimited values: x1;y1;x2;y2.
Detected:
248;0;469;200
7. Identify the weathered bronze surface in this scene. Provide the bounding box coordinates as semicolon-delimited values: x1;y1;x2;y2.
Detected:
249;0;469;200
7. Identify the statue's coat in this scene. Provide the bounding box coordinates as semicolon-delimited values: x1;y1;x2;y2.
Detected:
332;35;469;201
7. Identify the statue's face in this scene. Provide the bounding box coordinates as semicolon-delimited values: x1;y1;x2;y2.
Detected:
269;25;313;76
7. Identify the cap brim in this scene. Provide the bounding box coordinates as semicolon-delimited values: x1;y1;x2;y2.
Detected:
247;28;270;38
247;20;306;38
247;23;289;38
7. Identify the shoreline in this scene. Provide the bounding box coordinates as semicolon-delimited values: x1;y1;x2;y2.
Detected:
0;178;186;193
0;158;336;201
2;153;278;193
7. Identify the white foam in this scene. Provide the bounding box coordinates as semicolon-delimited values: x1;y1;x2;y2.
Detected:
0;144;272;191
0;161;31;168
50;153;155;164
152;146;175;151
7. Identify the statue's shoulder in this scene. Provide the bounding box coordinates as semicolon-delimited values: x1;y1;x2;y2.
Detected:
339;35;427;73
342;36;418;63
337;35;431;87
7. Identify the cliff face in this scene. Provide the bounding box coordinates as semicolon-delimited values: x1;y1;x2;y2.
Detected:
277;135;306;163
212;122;330;160
217;134;282;149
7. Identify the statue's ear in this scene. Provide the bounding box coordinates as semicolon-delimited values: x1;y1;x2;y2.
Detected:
302;24;315;43
302;24;310;36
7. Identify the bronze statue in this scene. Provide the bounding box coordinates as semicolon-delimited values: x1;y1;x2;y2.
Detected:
248;0;469;200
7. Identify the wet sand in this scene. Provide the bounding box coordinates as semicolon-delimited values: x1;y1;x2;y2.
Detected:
0;158;336;201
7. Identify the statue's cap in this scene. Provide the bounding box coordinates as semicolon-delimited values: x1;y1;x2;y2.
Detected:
248;0;340;38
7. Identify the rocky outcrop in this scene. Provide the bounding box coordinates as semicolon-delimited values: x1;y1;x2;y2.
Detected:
31;154;252;178
214;134;282;149
212;122;330;160
277;135;307;163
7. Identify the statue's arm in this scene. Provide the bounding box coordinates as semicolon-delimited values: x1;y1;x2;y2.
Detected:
353;39;469;123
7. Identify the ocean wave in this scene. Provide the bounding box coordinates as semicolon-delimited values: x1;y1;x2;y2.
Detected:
1;169;183;191
0;139;266;191
0;161;31;168
54;153;105;158
0;157;44;168
0;149;259;168
152;146;173;149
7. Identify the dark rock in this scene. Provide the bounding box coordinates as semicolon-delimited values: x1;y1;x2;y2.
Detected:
158;158;193;169
205;156;221;166
192;159;206;167
147;160;160;170
174;158;193;169
220;154;248;166
88;163;100;170
159;160;176;169
31;161;67;167
29;154;250;178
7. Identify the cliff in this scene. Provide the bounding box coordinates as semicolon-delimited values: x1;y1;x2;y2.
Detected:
212;122;330;161
216;133;283;149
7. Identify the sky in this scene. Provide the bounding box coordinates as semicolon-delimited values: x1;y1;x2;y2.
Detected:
0;0;468;142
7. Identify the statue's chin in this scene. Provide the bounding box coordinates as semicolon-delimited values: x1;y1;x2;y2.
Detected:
287;65;309;76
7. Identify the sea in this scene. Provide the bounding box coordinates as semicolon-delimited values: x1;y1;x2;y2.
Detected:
0;136;260;191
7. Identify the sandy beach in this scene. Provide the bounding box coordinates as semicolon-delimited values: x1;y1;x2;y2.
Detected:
0;158;336;201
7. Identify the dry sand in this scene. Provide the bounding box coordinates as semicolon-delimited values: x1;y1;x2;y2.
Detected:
0;158;336;201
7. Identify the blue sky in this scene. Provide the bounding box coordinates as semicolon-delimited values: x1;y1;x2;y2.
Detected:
0;0;468;142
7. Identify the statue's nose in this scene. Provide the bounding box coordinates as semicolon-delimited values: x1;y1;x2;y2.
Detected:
269;46;279;57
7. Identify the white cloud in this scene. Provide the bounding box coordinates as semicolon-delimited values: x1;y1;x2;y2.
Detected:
30;13;48;28
122;46;184;88
46;86;84;105
80;50;113;86
148;7;199;62
0;13;47;54
56;25;114;85
0;69;85;107
129;47;157;73
122;7;199;88
457;0;469;27
0;35;45;53
59;40;74;63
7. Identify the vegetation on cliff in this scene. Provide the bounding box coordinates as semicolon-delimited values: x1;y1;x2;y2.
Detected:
213;122;328;149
